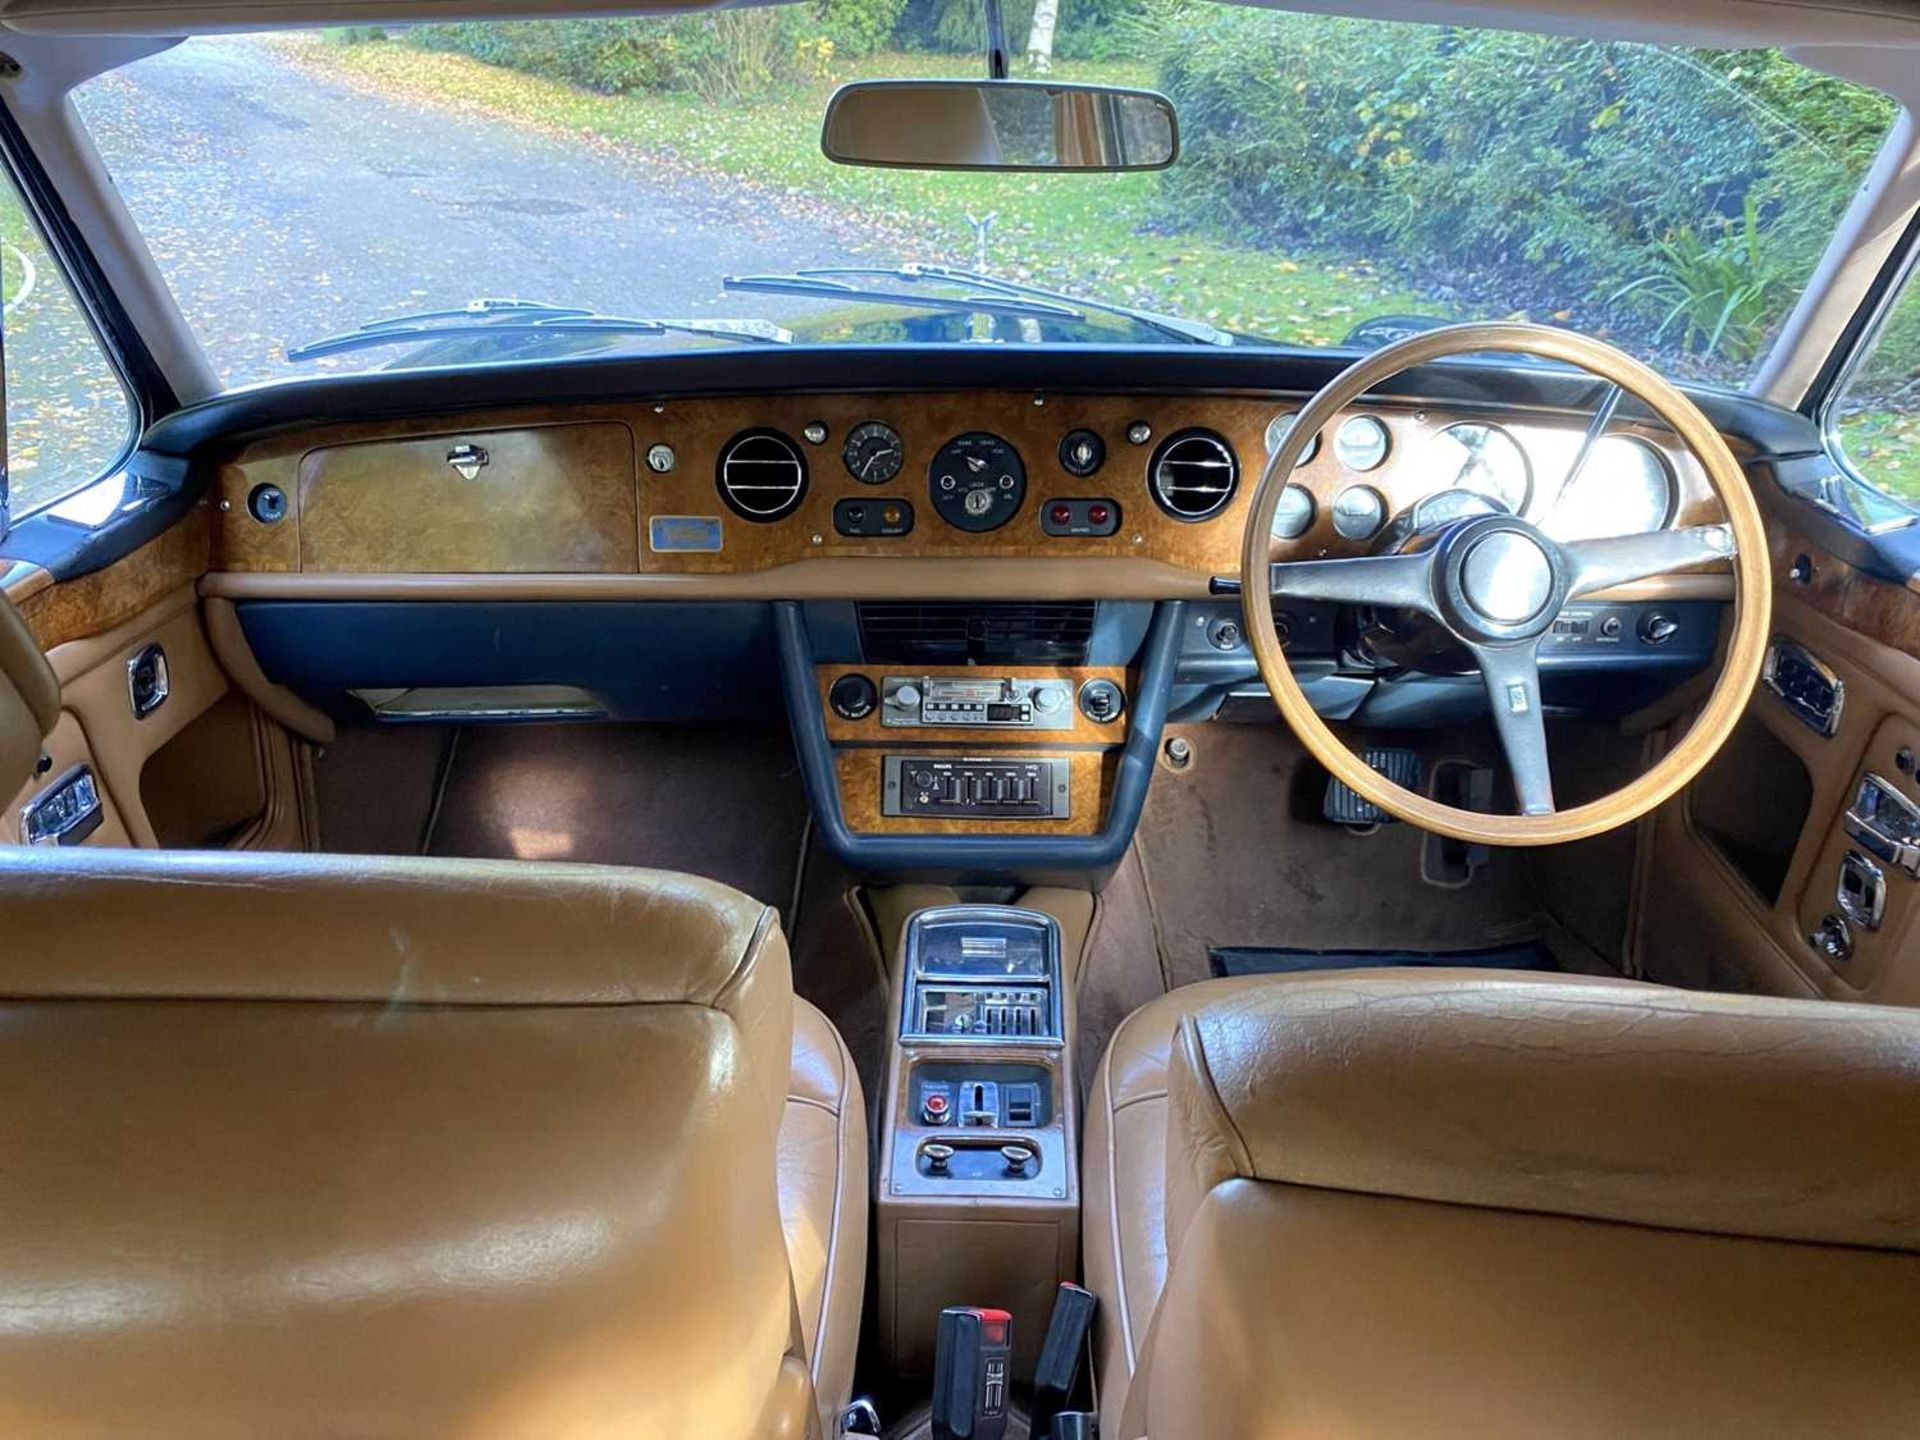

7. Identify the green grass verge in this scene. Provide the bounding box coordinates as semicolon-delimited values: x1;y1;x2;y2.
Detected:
274;36;1438;346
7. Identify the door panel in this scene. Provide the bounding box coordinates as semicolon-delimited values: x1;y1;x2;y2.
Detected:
4;710;134;848
1638;538;1920;1007
4;580;311;852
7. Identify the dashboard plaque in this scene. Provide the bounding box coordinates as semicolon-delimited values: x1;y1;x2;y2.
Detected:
648;515;724;552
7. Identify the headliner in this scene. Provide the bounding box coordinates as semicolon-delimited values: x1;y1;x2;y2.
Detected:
3;0;1920;50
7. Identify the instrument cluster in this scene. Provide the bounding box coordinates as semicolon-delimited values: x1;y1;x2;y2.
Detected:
1260;409;1679;545
715;404;1681;550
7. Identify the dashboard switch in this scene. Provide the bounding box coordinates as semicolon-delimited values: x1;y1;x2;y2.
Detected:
1639;611;1679;645
1059;429;1106;477
920;1081;954;1125
1078;678;1125;724
1041;497;1121;537
829;673;878;721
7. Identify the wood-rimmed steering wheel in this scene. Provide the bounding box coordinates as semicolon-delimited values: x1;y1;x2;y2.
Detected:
1240;322;1771;847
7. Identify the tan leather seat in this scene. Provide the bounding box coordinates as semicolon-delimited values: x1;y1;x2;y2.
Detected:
0;599;865;1437
1085;970;1920;1438
783;996;870;1433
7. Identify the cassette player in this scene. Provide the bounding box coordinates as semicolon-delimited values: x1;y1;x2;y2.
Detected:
881;675;1076;731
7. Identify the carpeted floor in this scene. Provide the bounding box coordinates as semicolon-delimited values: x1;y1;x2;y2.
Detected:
316;720;811;916
1133;722;1556;992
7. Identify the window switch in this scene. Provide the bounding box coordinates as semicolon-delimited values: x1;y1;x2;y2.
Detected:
1003;1083;1039;1127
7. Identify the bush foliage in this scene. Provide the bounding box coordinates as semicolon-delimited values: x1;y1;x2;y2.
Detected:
1151;10;1894;357
405;6;1898;364
408;11;830;101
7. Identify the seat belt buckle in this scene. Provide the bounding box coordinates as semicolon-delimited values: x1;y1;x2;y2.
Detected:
1031;1282;1098;1440
930;1306;1013;1440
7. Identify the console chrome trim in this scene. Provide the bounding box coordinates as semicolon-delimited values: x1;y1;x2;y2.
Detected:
900;904;1064;1045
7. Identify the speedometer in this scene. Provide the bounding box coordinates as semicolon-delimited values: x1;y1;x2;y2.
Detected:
1542;436;1675;541
1430;423;1530;513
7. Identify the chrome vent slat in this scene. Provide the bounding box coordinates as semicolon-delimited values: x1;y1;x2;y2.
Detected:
716;429;807;521
1149;430;1240;520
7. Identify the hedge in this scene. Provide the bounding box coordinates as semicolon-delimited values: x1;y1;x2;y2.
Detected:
1151;10;1896;358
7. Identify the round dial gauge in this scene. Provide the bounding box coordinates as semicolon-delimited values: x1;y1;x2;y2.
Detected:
928;432;1026;533
1335;415;1391;471
1270;484;1317;540
842;421;904;485
1541;436;1675;542
1331;485;1387;541
1265;412;1321;467
1431;423;1530;514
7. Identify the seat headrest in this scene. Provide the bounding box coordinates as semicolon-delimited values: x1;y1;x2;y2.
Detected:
0;847;796;1140
0;590;58;796
1165;970;1920;1255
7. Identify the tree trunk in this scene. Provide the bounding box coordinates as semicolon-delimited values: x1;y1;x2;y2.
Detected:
1026;0;1059;74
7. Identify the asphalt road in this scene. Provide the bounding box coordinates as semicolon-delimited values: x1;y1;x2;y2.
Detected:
76;36;875;386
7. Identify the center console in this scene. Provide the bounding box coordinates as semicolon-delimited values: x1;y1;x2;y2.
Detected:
875;904;1081;1382
772;600;1184;875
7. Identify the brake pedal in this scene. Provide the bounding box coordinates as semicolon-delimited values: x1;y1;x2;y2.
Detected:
1423;760;1495;887
1323;748;1421;828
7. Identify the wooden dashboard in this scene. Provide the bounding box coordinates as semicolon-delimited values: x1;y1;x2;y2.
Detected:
205;390;1729;597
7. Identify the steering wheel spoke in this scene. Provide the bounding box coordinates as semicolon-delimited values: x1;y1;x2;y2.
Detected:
1470;640;1554;816
1268;553;1436;613
1564;523;1734;598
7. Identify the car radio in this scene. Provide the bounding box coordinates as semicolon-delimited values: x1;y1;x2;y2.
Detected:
882;675;1076;730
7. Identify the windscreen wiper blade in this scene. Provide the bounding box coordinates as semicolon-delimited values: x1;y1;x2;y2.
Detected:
288;304;791;362
723;269;1085;323
724;265;1234;346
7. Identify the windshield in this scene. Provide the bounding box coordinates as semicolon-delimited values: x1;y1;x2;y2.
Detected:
73;8;1895;389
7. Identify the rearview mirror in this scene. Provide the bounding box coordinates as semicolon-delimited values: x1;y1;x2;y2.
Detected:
822;79;1177;173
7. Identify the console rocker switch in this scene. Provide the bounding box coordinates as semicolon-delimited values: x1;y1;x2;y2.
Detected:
931;1307;1012;1440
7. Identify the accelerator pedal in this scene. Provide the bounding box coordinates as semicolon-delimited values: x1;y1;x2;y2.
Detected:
1323;747;1421;828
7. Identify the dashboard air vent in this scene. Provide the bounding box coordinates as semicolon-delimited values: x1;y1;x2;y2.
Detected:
857;602;1097;666
1148;429;1239;521
716;428;808;521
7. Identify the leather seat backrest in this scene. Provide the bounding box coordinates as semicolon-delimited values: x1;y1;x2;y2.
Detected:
1129;974;1920;1438
0;847;809;1439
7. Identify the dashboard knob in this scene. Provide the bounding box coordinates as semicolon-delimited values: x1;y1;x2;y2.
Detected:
1639;612;1679;645
828;673;878;721
1078;679;1125;724
1033;685;1066;713
892;684;922;709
